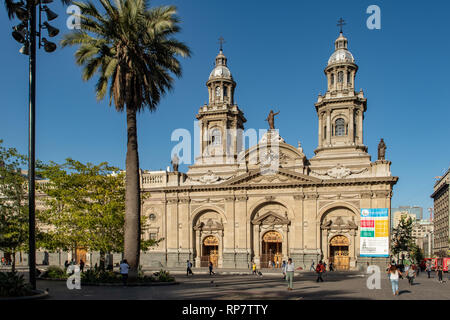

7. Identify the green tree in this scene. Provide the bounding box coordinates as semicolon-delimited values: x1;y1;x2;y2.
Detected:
0;141;29;272
61;0;190;279
409;243;424;264
37;159;159;269
391;215;414;262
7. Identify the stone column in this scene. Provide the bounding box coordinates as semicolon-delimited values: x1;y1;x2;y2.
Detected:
322;229;328;262
200;122;205;157
219;230;224;268
349;107;354;144
282;225;289;261
195;230;201;267
326;110;331;146
253;224;261;268
318;112;323;148
358;110;363;145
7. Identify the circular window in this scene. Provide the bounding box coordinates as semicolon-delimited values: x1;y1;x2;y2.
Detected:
149;214;156;221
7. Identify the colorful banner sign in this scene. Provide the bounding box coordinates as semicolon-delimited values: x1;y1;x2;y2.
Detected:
360;208;389;257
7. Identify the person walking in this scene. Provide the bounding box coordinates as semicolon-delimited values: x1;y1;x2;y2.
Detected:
281;260;287;280
426;262;432;278
407;264;416;286
437;265;444;283
388;265;402;296
119;259;129;286
310;260;315;272
79;259;85;273
209;261;215;276
252;262;257;275
285;258;295;290
186;260;194;276
329;262;334;272
316;261;325;282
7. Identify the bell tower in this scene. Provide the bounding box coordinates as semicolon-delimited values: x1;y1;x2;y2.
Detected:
310;30;371;168
195;47;246;165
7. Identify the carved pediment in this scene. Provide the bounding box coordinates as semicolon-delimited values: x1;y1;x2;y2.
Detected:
193;218;224;231
223;168;321;187
252;211;290;226
311;164;368;179
321;216;358;230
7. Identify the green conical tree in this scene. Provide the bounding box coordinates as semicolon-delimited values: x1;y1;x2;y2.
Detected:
61;0;190;280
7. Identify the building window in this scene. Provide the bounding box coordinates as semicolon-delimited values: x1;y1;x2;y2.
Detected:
331;74;334;85
338;71;344;83
215;87;221;97
335;118;346;136
347;71;351;84
149;233;157;241
210;128;221;145
149;213;156;221
224;87;228;97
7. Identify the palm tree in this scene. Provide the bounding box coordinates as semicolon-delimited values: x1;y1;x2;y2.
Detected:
61;0;190;279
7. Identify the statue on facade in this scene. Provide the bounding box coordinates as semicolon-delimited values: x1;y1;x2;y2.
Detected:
171;154;179;172
378;138;386;160
297;141;303;154
266;110;280;130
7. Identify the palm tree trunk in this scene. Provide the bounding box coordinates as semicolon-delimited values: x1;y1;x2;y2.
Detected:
124;106;141;281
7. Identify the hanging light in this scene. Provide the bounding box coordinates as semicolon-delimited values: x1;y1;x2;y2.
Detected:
14;5;28;21
43;21;59;37
42;5;58;21
42;38;56;52
19;43;30;55
12;23;28;43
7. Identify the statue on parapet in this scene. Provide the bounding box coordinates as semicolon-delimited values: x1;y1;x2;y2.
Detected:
378;138;386;160
171;154;179;172
266;110;280;130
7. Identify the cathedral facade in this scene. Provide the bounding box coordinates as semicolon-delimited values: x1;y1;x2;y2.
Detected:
140;32;398;270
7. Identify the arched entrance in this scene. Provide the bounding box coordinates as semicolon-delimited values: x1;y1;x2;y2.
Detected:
261;231;283;268
329;235;350;271
201;236;219;267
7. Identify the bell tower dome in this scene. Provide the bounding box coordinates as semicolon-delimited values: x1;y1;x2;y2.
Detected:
310;30;370;168
206;49;236;105
194;47;246;166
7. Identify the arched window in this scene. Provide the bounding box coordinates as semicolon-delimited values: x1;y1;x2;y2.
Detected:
330;74;334;85
335;118;346;136
210;128;221;145
338;71;344;83
347;71;352;84
223;87;228;97
215;87;221;97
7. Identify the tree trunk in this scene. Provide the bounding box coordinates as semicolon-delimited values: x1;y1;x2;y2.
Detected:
123;106;141;281
12;250;16;273
99;251;105;271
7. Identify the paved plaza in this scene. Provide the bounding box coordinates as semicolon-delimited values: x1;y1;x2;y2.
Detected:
29;270;450;300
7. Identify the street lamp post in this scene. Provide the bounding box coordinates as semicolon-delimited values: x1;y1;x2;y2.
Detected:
10;0;60;290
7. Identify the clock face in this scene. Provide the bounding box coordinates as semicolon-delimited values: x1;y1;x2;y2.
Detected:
215;87;221;96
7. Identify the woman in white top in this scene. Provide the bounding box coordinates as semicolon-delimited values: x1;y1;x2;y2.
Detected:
387;265;402;296
285;258;295;290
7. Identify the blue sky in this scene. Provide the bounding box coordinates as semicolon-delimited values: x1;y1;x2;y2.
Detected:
1;0;449;218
